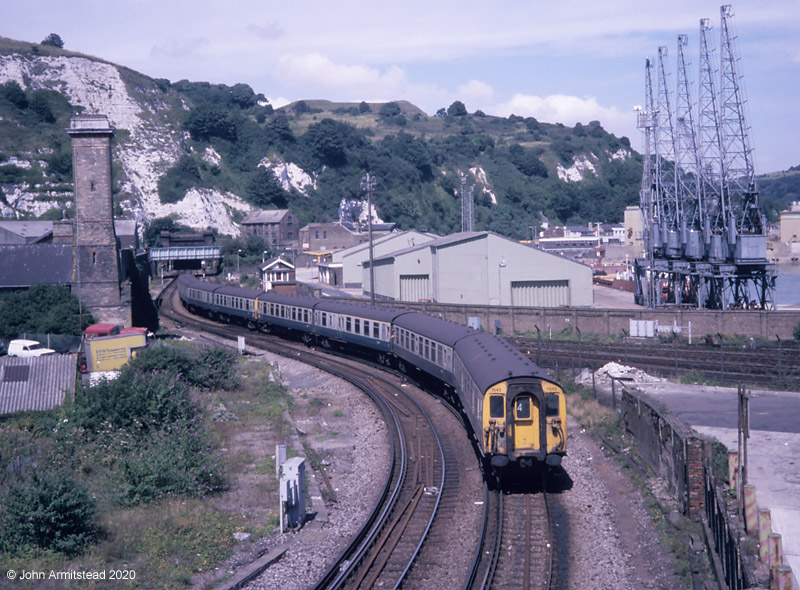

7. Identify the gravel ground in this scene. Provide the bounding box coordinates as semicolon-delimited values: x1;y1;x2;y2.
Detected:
185;332;683;590
557;415;683;590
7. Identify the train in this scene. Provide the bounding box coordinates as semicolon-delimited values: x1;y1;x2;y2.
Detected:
177;273;567;470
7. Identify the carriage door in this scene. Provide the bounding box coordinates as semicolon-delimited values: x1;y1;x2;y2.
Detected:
513;394;540;451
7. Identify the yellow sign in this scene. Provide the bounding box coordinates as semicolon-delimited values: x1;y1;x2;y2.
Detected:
85;333;147;372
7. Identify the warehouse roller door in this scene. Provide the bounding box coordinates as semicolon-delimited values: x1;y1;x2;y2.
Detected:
511;280;569;307
399;274;431;302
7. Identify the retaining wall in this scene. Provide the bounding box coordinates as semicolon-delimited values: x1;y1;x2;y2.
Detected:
372;300;800;340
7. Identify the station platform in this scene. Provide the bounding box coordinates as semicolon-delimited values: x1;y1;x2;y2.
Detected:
636;381;800;588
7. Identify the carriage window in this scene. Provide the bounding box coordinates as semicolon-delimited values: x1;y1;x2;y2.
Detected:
355;318;360;334
291;307;296;320
515;397;531;419
304;309;309;323
321;313;327;327
545;394;560;417
374;322;380;338
424;340;430;359
346;317;352;332
489;395;505;418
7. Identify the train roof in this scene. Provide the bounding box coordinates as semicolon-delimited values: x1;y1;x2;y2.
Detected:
259;291;320;307
454;332;547;392
214;284;261;299
313;299;409;322
392;312;474;347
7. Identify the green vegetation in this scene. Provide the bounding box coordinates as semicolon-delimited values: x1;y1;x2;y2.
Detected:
0;342;235;565
0;284;94;339
2;40;795;241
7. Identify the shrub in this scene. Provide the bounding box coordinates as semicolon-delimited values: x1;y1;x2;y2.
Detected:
74;367;196;434
0;471;96;556
117;420;226;505
794;321;800;341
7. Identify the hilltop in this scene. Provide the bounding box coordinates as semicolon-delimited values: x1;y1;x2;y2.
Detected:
0;35;794;239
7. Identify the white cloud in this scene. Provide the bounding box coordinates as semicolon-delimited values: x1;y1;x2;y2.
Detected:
456;80;495;106
491;93;638;139
276;53;407;96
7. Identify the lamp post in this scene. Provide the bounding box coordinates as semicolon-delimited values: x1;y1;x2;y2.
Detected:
361;172;377;305
237;249;241;275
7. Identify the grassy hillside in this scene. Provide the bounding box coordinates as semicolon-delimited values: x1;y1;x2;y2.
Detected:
2;36;794;238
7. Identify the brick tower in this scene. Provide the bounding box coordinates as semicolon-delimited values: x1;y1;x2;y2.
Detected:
68;114;130;325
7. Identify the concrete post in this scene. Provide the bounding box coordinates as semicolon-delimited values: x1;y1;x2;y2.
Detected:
759;507;772;564
728;451;739;495
775;565;793;590
769;532;783;569
743;484;757;534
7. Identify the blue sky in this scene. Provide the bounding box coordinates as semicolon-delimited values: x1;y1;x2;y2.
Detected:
4;1;799;173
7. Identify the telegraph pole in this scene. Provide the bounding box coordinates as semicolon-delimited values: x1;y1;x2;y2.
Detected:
361;173;377;305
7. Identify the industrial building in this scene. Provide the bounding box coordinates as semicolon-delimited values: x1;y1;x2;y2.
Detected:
364;231;593;307
319;230;439;289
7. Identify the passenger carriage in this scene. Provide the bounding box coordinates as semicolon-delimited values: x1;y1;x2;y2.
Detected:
312;300;407;362
390;312;467;386
211;285;259;326
178;274;220;316
453;332;567;469
255;292;316;339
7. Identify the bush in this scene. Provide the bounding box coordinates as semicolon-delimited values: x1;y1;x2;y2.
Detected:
794;321;800;341
0;471;97;556
76;368;195;434
130;344;239;391
117;420;226;505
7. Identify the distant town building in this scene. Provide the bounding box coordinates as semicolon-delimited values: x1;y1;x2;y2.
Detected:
299;221;396;255
780;202;800;252
240;209;298;249
624;206;645;257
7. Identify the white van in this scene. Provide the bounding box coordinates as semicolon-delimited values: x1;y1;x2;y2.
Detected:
7;339;56;357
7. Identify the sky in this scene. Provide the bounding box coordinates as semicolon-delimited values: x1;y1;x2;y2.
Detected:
4;1;799;173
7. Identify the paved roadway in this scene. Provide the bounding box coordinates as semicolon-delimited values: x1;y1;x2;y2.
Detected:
636;381;800;587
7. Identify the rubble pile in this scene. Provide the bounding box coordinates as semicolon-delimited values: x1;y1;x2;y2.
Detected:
576;361;661;386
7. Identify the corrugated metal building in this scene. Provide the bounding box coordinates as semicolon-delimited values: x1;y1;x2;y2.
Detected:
365;231;593;307
0;354;78;416
329;230;440;288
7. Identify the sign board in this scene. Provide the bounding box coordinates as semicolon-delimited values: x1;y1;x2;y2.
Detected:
84;333;147;372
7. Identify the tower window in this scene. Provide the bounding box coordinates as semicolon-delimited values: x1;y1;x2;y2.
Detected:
92;251;97;265
90;181;96;191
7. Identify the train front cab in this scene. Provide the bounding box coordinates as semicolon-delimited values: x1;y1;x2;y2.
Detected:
483;379;567;469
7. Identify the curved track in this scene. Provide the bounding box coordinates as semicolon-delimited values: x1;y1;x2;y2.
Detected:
158;281;486;589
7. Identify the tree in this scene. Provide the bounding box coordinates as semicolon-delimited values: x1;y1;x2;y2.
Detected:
447;100;467;117
41;33;64;48
247;167;288;208
230;83;257;108
379;102;402;119
184;103;237;141
1;81;28;109
358;101;371;113
0;284;92;338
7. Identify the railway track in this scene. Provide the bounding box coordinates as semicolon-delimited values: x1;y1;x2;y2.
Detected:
511;336;800;386
158;281;488;589
469;478;555;590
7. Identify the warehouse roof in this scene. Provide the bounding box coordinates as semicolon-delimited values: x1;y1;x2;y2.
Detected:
0;244;73;288
0;354;78;416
